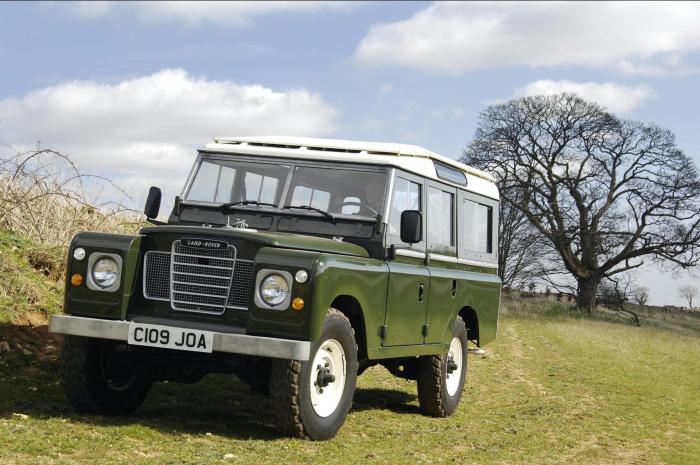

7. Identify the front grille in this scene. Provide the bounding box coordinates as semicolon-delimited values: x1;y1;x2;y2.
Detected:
170;240;236;314
144;251;170;300
143;243;254;314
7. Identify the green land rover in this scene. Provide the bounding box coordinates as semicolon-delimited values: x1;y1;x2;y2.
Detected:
49;136;501;440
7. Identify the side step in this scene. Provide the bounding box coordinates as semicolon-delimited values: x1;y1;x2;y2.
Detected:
467;348;485;356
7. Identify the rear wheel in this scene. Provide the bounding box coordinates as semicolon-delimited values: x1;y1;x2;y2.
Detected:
61;335;152;415
416;317;468;417
269;309;358;440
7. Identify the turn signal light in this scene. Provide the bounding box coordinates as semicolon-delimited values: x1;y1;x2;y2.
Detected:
71;274;84;286
291;297;305;311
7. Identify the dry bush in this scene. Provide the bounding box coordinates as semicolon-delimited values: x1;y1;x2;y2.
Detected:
0;147;143;246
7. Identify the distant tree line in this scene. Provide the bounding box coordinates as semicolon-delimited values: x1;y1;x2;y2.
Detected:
462;93;700;313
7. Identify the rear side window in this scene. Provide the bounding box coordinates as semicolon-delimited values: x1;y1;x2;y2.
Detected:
427;187;454;247
462;199;492;253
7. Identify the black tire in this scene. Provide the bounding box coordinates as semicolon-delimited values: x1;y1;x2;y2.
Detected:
269;308;358;440
416;316;468;417
61;335;152;416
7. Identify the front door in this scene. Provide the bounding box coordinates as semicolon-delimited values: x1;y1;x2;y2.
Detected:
384;255;430;346
382;171;429;346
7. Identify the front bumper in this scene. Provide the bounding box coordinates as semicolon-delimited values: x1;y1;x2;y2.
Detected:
49;315;311;360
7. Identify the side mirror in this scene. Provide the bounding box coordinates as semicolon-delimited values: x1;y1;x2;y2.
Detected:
400;210;422;244
144;186;162;220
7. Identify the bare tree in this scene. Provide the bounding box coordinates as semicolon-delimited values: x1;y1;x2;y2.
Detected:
633;287;649;310
598;275;640;326
678;284;698;310
465;94;700;312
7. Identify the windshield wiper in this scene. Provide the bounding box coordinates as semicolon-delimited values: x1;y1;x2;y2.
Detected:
219;200;277;211
283;205;336;221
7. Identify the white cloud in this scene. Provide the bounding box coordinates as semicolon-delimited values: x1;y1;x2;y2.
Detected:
514;80;654;113
65;1;356;25
355;2;700;75
0;69;337;210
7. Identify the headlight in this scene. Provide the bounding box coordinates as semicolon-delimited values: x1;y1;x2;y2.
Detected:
91;257;120;289
259;273;290;307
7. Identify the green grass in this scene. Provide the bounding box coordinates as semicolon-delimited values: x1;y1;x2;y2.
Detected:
0;230;698;464
502;292;700;337
1;316;698;465
0;230;64;324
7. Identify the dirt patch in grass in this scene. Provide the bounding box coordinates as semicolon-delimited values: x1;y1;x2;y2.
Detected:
26;249;65;282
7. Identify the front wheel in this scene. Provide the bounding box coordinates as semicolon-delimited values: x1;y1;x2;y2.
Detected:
269;309;358;440
61;335;152;415
416;316;468;417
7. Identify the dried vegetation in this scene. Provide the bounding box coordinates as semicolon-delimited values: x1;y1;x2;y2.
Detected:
0;147;142;323
0;148;141;246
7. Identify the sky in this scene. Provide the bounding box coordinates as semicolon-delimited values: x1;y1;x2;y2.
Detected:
1;1;699;305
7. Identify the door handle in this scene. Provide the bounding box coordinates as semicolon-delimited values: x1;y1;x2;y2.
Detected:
452;279;457;297
418;283;425;302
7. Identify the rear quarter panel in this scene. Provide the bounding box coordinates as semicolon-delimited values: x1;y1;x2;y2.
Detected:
426;264;501;346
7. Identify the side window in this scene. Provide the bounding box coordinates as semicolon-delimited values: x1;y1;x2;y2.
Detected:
389;177;421;238
462;199;492;253
427;187;454;249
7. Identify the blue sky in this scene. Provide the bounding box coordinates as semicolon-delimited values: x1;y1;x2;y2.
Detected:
1;1;699;305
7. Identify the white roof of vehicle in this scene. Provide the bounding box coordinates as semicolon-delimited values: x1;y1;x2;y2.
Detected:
204;136;499;200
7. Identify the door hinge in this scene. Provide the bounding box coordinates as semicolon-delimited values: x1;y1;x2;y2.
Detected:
422;324;429;337
379;325;388;339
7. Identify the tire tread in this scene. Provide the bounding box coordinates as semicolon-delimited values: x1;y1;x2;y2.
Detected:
269;308;356;439
61;335;151;416
416;316;467;417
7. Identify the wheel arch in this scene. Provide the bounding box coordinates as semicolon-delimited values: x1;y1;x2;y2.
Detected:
330;295;367;362
458;306;479;346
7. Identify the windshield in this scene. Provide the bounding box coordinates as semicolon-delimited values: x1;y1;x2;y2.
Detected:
185;157;387;217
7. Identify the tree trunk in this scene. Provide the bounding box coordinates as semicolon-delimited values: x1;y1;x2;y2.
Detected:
577;278;599;313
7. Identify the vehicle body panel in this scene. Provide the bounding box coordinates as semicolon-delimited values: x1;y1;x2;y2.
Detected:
384;257;430;346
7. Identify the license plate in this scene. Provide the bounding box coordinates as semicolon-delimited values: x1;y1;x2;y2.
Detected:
127;322;214;353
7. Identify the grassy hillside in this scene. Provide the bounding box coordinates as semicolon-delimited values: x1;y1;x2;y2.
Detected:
0;231;698;465
0;230;64;324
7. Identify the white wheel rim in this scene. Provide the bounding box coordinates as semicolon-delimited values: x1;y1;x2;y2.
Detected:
309;339;347;418
445;336;463;397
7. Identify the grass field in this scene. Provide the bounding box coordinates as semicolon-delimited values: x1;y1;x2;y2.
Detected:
1;314;698;465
